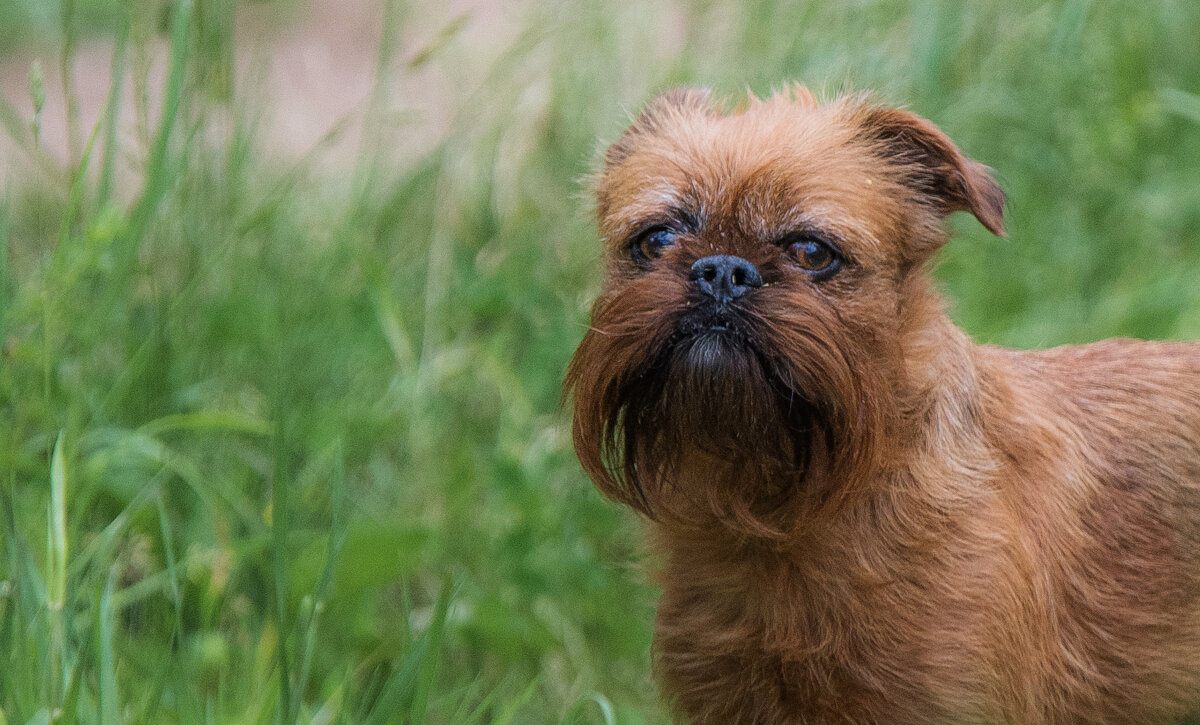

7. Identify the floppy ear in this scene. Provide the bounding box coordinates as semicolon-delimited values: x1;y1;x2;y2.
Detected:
604;87;716;168
856;105;1006;236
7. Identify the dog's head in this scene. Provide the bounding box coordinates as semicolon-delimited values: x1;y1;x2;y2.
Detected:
566;86;1004;537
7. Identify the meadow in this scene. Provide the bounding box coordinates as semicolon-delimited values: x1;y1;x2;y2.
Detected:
1;0;1199;722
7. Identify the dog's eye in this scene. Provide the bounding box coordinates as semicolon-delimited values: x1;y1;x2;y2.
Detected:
788;237;841;278
631;227;678;265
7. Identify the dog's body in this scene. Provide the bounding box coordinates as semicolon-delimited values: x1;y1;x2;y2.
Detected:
566;86;1200;723
654;334;1200;723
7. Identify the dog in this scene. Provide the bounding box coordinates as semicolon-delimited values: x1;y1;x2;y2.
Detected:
564;85;1200;723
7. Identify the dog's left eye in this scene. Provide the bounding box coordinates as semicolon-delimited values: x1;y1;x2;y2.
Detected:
631;227;678;265
787;236;841;278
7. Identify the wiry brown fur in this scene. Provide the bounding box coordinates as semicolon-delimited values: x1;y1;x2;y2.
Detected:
564;85;1200;723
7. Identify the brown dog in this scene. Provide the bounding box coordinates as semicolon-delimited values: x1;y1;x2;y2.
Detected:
565;85;1200;723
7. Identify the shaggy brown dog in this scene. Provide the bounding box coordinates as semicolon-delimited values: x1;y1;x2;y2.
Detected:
564;86;1200;723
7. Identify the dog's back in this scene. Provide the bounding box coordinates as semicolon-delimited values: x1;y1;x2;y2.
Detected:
975;340;1200;722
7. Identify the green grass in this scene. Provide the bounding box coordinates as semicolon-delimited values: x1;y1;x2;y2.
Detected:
2;0;1200;722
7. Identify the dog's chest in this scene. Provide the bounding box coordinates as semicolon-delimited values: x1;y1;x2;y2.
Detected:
652;545;992;724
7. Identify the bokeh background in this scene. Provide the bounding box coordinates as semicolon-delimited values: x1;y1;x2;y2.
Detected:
2;1;1199;722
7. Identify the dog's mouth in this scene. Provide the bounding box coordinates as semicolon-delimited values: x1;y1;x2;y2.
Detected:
673;302;753;344
654;307;798;426
617;306;821;521
658;301;826;451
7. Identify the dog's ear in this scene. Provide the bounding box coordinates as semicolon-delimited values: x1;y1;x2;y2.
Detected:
605;87;716;168
856;105;1006;236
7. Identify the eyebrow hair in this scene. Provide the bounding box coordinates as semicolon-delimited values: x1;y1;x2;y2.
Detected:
670;204;703;232
620;204;703;244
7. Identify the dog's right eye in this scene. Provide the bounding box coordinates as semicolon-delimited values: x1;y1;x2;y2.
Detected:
630;227;678;266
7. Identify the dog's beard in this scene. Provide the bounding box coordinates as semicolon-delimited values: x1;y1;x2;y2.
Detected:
642;329;799;467
567;274;890;537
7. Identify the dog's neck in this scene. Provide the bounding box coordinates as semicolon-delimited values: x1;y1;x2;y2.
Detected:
894;278;987;450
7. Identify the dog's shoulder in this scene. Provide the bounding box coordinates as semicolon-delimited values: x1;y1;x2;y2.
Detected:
977;339;1200;494
979;338;1200;407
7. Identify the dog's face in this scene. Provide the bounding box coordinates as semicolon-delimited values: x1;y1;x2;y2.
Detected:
566;86;1004;536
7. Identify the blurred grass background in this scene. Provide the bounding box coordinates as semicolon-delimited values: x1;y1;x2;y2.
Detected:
1;0;1199;722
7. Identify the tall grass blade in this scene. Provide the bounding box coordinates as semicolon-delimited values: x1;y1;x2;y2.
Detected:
47;431;69;714
59;0;81;168
362;579;453;725
66;468;165;580
28;59;45;149
156;488;183;639
0;196;7;344
122;0;192;256
406;579;452;725
457;676;537;725
352;0;403;204
1161;87;1200;125
567;693;615;725
137;411;273;438
272;350;293;723
314;438;346;605
487;678;539;725
287;438;347;722
98;16;130;206
1;476;46;614
54;113;101;255
47;432;68;611
98;570;119;725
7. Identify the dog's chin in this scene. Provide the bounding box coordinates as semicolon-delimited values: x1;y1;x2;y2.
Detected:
671;327;755;386
652;322;803;466
609;318;820;532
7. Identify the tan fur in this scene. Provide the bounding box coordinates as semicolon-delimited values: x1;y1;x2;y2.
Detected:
565;87;1200;723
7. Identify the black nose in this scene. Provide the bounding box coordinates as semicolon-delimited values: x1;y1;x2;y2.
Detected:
689;255;763;303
